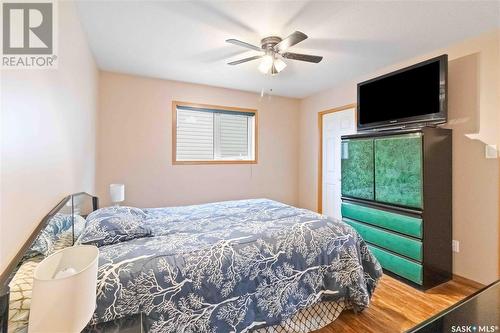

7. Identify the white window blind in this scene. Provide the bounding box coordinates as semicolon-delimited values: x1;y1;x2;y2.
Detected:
176;106;255;161
176;108;214;161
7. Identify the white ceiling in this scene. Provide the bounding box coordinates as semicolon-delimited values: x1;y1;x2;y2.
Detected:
76;1;500;98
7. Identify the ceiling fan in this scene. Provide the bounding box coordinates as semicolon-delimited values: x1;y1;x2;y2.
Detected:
226;31;323;75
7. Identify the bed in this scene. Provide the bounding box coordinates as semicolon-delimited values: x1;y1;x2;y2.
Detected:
3;195;382;333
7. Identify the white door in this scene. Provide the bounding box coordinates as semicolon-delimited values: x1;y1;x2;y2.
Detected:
322;109;356;219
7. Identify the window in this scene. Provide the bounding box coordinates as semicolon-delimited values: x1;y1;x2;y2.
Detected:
172;101;257;164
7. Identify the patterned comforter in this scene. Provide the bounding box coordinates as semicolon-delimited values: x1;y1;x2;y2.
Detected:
83;199;382;332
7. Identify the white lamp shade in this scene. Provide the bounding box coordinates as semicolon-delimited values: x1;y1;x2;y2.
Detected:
109;183;125;203
28;245;99;333
258;55;273;74
273;58;287;73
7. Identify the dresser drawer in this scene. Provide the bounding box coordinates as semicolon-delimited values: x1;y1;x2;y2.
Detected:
341;202;422;238
344;218;422;261
368;245;423;285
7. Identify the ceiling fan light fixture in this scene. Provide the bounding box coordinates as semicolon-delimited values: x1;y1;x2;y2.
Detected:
270;63;277;75
273;58;287;73
258;55;273;74
227;31;321;75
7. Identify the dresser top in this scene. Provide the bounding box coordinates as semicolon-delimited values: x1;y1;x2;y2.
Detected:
341;126;451;140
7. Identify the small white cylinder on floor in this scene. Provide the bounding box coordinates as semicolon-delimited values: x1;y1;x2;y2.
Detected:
28;245;99;333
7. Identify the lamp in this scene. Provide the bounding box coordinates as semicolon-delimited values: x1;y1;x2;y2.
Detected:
109;183;125;206
258;55;273;74
28;245;99;333
272;58;287;74
258;54;287;75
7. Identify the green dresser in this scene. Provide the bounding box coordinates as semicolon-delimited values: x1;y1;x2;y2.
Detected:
340;127;452;289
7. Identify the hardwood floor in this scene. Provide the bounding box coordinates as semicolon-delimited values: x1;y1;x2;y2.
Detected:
316;275;483;333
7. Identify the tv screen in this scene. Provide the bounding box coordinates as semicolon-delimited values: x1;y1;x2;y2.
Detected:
357;55;447;130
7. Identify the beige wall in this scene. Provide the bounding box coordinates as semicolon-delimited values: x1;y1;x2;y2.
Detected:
96;72;300;208
1;3;497;286
298;30;500;285
0;1;98;273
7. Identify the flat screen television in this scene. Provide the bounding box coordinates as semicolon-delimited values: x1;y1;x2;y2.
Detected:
357;54;447;131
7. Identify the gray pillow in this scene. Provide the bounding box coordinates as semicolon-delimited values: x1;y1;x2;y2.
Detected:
78;206;152;247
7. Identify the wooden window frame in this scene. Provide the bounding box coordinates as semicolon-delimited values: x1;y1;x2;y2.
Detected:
172;101;258;165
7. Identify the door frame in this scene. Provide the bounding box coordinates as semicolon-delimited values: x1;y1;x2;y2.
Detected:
317;103;357;213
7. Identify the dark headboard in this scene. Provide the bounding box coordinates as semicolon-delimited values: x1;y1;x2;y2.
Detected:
0;192;98;333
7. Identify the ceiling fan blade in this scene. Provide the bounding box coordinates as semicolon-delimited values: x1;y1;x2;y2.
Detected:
227;55;263;65
274;31;308;53
226;39;262;52
282;52;323;63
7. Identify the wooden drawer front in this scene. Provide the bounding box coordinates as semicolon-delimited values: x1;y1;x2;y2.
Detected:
368;245;423;285
341;202;422;239
344;218;422;261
